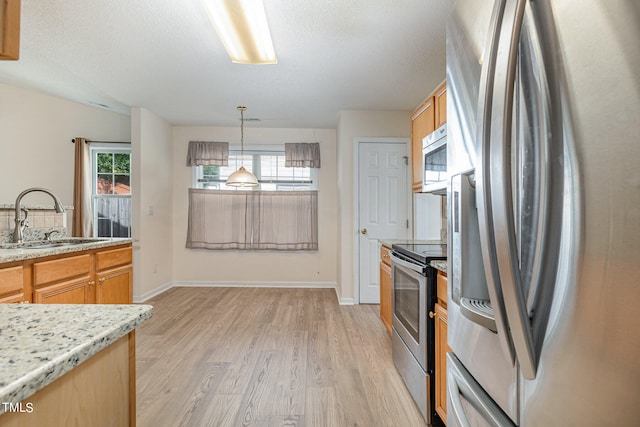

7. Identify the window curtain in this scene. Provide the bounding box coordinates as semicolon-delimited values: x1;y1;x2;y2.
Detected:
186;141;229;166
284;142;321;168
186;189;251;249
253;191;318;250
186;189;318;250
72;137;93;237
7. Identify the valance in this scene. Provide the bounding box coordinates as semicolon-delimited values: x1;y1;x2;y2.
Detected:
285;143;321;168
186;141;229;166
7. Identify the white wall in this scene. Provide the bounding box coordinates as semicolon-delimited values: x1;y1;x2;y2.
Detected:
131;108;174;300
0;84;130;206
0;83;417;304
336;110;411;303
171;126;338;287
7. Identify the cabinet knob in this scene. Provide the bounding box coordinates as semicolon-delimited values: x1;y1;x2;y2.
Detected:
20;301;30;304
428;311;436;319
99;277;106;283
88;281;95;286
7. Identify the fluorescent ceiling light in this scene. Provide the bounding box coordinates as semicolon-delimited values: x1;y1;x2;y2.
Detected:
203;0;277;64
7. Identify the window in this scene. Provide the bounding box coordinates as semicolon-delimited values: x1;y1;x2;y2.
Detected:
91;146;131;238
193;150;316;191
187;147;319;250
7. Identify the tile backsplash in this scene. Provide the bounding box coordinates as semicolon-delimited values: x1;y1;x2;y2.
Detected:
0;206;71;243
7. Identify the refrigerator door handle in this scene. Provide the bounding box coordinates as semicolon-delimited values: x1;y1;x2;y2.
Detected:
488;0;568;381
488;0;537;379
447;353;516;427
473;0;515;362
447;369;472;427
489;0;567;381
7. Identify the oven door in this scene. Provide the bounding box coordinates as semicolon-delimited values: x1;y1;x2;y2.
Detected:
390;251;428;370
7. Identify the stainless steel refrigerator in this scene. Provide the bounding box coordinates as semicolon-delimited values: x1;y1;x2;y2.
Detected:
446;0;640;425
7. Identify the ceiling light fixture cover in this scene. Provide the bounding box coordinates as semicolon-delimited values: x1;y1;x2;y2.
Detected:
203;0;277;65
226;106;259;188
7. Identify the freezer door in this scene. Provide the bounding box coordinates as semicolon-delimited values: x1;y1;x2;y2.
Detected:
447;353;515;427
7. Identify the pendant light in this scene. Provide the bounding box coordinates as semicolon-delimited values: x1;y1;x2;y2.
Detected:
226;106;259;188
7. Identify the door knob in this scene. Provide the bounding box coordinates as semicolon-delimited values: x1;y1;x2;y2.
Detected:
360;228;367;235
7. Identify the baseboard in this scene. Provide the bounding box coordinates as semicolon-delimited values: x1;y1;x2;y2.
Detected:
133;281;173;303
174;280;336;289
338;297;356;305
134;280;338;303
333;285;356;305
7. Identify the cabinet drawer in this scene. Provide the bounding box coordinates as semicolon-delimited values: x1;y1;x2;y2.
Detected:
437;271;448;307
96;247;132;271
34;254;92;286
0;266;23;295
380;245;392;267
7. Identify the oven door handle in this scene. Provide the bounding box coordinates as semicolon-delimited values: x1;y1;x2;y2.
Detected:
390;251;425;274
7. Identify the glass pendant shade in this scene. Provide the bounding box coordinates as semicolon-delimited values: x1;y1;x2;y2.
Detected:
226;105;259;188
226;165;259;187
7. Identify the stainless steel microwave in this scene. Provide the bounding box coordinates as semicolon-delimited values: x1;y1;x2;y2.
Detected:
422;124;447;194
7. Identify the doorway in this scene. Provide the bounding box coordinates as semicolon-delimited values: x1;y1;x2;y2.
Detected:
356;138;410;303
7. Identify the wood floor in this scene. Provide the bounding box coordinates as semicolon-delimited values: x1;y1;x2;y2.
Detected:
136;287;428;427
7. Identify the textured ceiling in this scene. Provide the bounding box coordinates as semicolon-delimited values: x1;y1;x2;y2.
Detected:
0;0;454;128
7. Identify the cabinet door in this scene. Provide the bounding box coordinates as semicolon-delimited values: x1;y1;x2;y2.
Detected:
97;265;132;304
411;98;435;192
34;278;91;304
0;0;20;60
0;265;25;303
379;261;392;335
434;81;447;128
434;302;450;422
0;293;25;303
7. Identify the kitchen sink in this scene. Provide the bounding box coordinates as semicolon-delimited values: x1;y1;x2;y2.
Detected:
0;238;108;250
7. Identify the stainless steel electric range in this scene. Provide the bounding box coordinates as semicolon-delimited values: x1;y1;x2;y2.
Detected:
390;243;446;425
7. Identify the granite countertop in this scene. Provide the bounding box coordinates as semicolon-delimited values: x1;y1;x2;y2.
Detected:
0;304;152;414
0;238;132;264
430;260;447;273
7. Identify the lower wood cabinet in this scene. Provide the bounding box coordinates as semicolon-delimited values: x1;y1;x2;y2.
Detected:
0;334;133;427
434;270;450;423
379;244;392;335
33;278;92;304
0;243;132;305
97;265;132;304
0;265;26;303
435;302;449;422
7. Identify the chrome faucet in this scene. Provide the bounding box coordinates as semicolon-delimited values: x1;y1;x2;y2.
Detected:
13;188;66;243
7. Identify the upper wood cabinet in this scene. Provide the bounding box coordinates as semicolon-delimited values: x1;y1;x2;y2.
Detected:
434;81;447;129
411;98;435;192
0;0;20;60
410;80;447;193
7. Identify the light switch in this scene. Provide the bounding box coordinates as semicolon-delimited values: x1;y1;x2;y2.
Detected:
147;205;154;216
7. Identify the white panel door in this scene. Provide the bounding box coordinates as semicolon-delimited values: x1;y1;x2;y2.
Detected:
358;142;410;303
